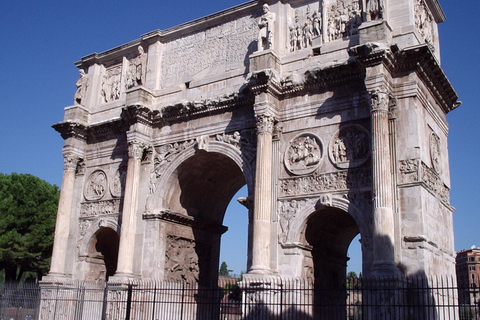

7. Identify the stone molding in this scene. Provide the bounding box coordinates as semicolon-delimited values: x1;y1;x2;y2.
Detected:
143;210;227;235
280;167;371;197
398;158;450;205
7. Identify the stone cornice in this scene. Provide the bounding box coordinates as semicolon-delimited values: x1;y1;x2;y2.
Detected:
159;91;255;123
424;0;446;23
349;43;459;114
121;105;160;127
143;210;228;235
395;44;460;114
87;118;127;143
246;62;366;100
52;121;88;141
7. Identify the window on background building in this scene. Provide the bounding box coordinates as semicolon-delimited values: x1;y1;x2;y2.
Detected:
470;266;476;271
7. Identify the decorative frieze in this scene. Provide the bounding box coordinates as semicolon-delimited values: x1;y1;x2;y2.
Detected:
398;159;449;204
421;161;449;203
80;199;121;217
280;167;371;197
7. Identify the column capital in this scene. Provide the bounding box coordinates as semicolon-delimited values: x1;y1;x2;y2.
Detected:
63;155;82;172
255;113;276;135
370;87;392;113
127;140;149;160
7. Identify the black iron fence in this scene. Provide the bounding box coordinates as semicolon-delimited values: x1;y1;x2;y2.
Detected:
0;276;479;320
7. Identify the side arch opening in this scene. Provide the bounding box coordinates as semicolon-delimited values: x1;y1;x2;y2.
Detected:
85;227;119;281
304;207;360;318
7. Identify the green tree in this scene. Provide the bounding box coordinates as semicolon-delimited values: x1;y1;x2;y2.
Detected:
219;261;233;277
0;173;59;281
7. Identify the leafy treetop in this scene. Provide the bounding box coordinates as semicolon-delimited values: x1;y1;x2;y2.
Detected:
0;173;59;282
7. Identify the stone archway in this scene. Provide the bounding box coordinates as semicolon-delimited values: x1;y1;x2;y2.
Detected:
304;207;359;319
85;227;119;281
161;150;248;286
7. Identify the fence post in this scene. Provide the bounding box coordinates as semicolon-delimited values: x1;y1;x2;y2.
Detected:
125;283;132;320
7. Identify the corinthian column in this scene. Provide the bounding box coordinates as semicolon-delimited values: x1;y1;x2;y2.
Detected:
370;88;398;276
115;141;145;278
48;155;81;278
250;113;275;274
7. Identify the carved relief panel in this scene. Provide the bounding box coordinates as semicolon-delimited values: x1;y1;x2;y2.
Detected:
165;235;210;283
288;4;324;52
328;124;370;169
284;133;323;175
101;65;122;103
414;0;435;51
84;170;108;201
326;0;362;41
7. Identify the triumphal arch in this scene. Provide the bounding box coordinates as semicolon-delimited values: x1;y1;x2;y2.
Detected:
46;0;459;313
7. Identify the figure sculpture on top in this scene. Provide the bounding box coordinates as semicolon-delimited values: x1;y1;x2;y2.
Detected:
258;4;275;51
367;0;383;21
126;46;147;89
74;69;88;104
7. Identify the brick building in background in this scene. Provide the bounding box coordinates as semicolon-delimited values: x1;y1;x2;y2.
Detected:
457;247;480;305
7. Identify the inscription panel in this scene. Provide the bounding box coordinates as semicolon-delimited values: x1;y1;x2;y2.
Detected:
161;16;258;86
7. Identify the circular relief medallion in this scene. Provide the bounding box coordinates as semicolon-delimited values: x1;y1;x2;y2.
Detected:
284;133;323;175
110;168;126;198
430;132;441;173
329;125;370;169
84;170;107;201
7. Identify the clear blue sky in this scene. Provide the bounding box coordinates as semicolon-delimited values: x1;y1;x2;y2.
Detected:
0;1;478;275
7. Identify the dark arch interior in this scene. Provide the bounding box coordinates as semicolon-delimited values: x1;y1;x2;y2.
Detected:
94;227;119;280
177;151;246;223
305;207;360;318
171;151;247;285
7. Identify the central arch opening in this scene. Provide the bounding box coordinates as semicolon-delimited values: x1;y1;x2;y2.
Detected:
166;151;248;286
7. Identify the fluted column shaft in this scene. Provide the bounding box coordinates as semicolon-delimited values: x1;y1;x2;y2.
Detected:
370;89;397;275
49;156;80;277
250;113;275;274
115;142;144;278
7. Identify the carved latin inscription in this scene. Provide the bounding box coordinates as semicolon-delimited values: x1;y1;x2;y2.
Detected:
161;16;257;86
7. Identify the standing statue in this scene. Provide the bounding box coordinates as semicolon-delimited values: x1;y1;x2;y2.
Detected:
126;46;147;89
312;10;322;39
367;0;383;21
74;69;88;104
258;4;275;51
